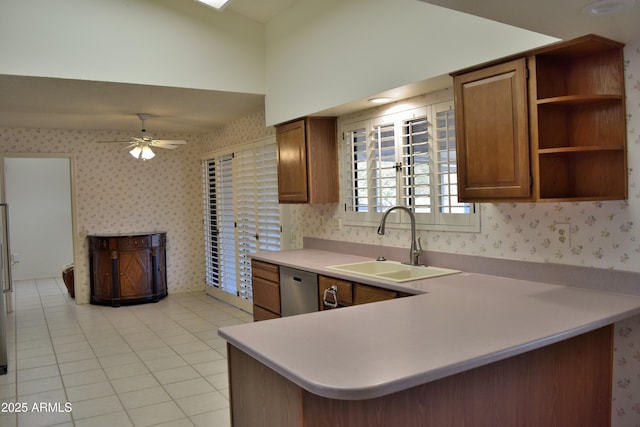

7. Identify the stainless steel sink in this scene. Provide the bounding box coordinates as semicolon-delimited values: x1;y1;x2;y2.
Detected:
326;260;460;283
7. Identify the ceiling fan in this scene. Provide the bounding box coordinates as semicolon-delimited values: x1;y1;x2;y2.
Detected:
99;113;187;160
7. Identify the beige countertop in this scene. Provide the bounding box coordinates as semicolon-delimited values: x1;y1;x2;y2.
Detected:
218;249;640;400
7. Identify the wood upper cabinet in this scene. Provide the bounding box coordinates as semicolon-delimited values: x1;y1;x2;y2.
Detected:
452;34;627;202
275;117;338;204
454;58;531;200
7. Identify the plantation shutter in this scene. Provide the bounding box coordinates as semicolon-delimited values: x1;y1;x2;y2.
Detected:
203;154;236;294
235;139;281;303
203;138;280;310
344;121;369;215
371;122;397;212
434;101;477;227
203;159;219;288
401;116;432;215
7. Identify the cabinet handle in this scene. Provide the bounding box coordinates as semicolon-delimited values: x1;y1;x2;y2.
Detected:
323;285;338;308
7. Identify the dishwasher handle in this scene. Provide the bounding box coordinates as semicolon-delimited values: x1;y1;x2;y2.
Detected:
323;285;339;308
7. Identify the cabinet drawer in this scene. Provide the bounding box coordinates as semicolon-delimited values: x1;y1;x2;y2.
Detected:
252;276;280;314
353;283;398;305
253;304;280;321
319;276;353;309
118;236;152;249
252;260;280;283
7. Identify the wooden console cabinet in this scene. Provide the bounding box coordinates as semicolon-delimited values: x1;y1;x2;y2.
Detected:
89;232;167;306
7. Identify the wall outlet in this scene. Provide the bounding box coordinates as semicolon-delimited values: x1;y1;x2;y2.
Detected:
554;222;571;249
331;217;342;230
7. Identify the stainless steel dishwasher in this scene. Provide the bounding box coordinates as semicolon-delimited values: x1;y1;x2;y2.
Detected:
279;266;318;316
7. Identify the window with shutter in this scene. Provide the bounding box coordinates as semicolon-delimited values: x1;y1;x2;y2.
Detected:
202;137;281;311
342;97;478;232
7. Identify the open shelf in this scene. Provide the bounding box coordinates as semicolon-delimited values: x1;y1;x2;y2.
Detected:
533;35;627;201
537;95;623;105
537;151;626;200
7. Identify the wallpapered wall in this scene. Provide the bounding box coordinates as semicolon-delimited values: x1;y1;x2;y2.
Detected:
291;39;640;275
0;127;206;304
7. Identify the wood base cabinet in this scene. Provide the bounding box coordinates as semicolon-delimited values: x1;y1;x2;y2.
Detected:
228;325;613;427
89;233;167;306
252;260;281;321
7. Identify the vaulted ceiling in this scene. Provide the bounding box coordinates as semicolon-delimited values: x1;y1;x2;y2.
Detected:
1;0;639;133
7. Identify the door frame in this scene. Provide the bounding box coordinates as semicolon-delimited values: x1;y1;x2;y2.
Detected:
0;153;78;306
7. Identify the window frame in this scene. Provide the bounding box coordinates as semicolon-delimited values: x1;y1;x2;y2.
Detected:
339;92;479;233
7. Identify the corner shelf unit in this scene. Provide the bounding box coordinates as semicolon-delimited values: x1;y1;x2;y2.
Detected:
530;35;627;201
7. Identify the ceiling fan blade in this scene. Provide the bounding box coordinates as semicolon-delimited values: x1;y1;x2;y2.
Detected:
152;139;187;146
95;139;132;143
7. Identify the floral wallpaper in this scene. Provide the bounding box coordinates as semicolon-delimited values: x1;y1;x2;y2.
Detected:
0;127;207;304
614;315;640;427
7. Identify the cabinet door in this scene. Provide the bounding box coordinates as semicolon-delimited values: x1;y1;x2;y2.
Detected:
319;276;353;310
353;283;398;305
252;276;281;315
118;249;153;298
454;58;531;201
91;249;114;300
276;119;308;203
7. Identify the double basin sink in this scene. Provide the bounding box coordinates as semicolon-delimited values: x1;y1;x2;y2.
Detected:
327;260;460;283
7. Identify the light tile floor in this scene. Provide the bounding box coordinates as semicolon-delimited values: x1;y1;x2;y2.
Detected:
0;277;252;427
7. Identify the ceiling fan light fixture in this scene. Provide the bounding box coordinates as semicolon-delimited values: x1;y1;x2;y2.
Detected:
129;145;156;160
140;146;156;160
194;0;232;10
129;146;142;159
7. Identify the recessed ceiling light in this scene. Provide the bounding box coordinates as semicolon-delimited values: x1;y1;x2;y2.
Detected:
368;97;393;104
194;0;232;11
582;0;636;15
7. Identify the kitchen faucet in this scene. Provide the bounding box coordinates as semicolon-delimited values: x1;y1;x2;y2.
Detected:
377;206;423;266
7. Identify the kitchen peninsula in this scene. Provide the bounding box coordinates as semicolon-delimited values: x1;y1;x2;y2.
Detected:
219;249;640;427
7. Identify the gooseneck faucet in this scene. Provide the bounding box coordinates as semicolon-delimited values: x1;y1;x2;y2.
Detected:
377;206;423;266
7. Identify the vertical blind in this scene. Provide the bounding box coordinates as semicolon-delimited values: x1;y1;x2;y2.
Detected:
202;138;280;305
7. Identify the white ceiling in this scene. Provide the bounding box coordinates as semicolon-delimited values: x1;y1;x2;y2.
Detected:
1;0;639;133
